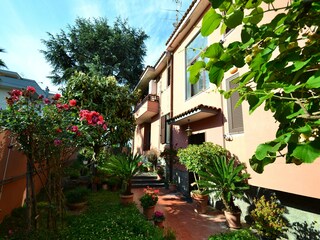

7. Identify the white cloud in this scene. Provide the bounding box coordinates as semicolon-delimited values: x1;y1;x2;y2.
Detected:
72;0;104;19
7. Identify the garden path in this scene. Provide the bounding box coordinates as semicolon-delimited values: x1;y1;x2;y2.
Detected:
133;188;228;240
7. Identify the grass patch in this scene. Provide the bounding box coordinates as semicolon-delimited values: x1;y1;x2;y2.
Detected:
0;191;168;239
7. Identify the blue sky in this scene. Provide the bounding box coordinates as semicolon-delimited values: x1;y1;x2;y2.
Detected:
0;0;192;93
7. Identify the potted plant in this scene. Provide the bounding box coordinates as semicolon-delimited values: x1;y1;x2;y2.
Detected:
139;187;159;219
153;210;165;228
177;142;227;213
198;154;250;228
145;148;159;171
65;187;90;211
102;153;143;205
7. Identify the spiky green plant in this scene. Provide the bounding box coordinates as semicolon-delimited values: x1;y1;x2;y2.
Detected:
198;155;250;212
101;153;143;195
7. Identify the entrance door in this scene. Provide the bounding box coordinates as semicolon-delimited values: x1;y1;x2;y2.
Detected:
188;133;205;193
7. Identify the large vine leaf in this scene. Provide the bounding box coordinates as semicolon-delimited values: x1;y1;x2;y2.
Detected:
291;141;320;163
225;10;244;29
201;9;222;36
188;61;206;84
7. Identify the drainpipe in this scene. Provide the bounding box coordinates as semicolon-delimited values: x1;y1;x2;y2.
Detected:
169;51;174;182
0;136;14;201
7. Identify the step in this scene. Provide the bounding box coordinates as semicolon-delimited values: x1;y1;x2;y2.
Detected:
131;174;165;188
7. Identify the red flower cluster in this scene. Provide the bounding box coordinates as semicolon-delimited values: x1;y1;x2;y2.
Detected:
52;93;61;101
79;110;107;130
26;86;36;94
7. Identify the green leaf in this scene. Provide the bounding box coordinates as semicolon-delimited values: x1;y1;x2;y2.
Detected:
225;10;244;29
241;27;252;44
209;0;225;8
201;9;222;36
204;43;224;59
244;7;264;25
305;70;320;89
297;124;312;135
245;0;262;9
283;84;303;93
255;142;281;160
292;141;320;163
292;58;312;72
209;64;225;86
188;61;206;84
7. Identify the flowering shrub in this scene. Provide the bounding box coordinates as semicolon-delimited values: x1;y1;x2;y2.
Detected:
152;211;165;222
139;187;159;208
250;195;288;239
0;87;107;230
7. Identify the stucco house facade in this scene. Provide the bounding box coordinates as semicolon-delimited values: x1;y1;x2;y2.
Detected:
133;0;319;231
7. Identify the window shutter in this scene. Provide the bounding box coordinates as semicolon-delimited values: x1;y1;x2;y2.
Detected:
161;116;165;144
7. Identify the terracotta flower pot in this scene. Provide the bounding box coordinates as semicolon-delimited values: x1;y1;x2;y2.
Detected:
224;210;241;229
154;220;164;228
191;192;208;214
143;205;155;220
120;193;134;205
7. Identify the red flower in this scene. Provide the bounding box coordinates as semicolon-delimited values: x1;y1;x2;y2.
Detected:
55;128;62;133
69;99;77;106
10;89;22;97
63;104;69;110
38;94;44;99
70;125;79;132
44;98;50;104
54;139;62;146
52;93;61;100
26;86;36;94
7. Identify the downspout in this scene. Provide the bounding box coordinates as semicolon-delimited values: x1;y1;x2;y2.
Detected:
0;136;14;201
169;52;174;181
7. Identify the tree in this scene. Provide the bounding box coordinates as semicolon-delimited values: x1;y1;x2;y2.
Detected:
41;17;148;89
0;48;7;68
189;0;320;172
63;71;139;149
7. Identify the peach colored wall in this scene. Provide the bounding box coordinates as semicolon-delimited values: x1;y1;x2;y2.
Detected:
169;0;320;199
0;131;44;222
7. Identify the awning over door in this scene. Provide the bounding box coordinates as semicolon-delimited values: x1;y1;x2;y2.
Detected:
168;104;220;125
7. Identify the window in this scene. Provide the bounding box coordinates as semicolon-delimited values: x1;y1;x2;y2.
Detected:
226;73;244;133
186;32;209;99
161;114;170;144
143;123;151;151
167;61;171;87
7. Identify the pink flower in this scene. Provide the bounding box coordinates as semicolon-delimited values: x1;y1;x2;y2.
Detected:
70;125;79;132
38;94;44;99
26;86;36;94
52;93;61;101
10;89;22;97
54;139;62;146
69;99;77;106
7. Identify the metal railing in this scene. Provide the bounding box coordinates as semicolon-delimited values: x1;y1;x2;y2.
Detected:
134;94;159;112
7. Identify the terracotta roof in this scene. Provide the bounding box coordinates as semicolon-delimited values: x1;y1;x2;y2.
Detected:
165;0;199;46
168;104;220;125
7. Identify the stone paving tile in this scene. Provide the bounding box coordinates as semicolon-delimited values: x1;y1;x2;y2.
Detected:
132;188;228;240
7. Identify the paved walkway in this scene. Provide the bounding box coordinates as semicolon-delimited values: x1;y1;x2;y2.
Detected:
132;188;228;240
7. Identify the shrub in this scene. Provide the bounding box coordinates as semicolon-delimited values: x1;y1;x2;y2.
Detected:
250;195;288;239
65;187;90;204
208;229;258;240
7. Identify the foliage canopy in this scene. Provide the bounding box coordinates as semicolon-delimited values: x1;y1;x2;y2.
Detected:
189;0;320;172
41;17;148;89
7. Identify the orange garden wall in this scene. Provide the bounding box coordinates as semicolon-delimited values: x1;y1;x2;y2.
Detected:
0;131;44;222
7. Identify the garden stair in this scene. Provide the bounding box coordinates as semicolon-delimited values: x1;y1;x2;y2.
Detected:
132;174;164;188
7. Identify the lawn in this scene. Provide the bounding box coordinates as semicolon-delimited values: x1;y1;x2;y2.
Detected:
0;191;173;240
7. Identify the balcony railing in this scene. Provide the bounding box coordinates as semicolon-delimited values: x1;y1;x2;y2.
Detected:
134;94;159;124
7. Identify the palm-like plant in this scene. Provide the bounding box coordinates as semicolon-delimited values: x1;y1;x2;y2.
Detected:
198;155;250;213
0;48;7;68
102;153;142;195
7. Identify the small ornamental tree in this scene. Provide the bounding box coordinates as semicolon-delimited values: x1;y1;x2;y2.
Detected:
189;0;320;172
